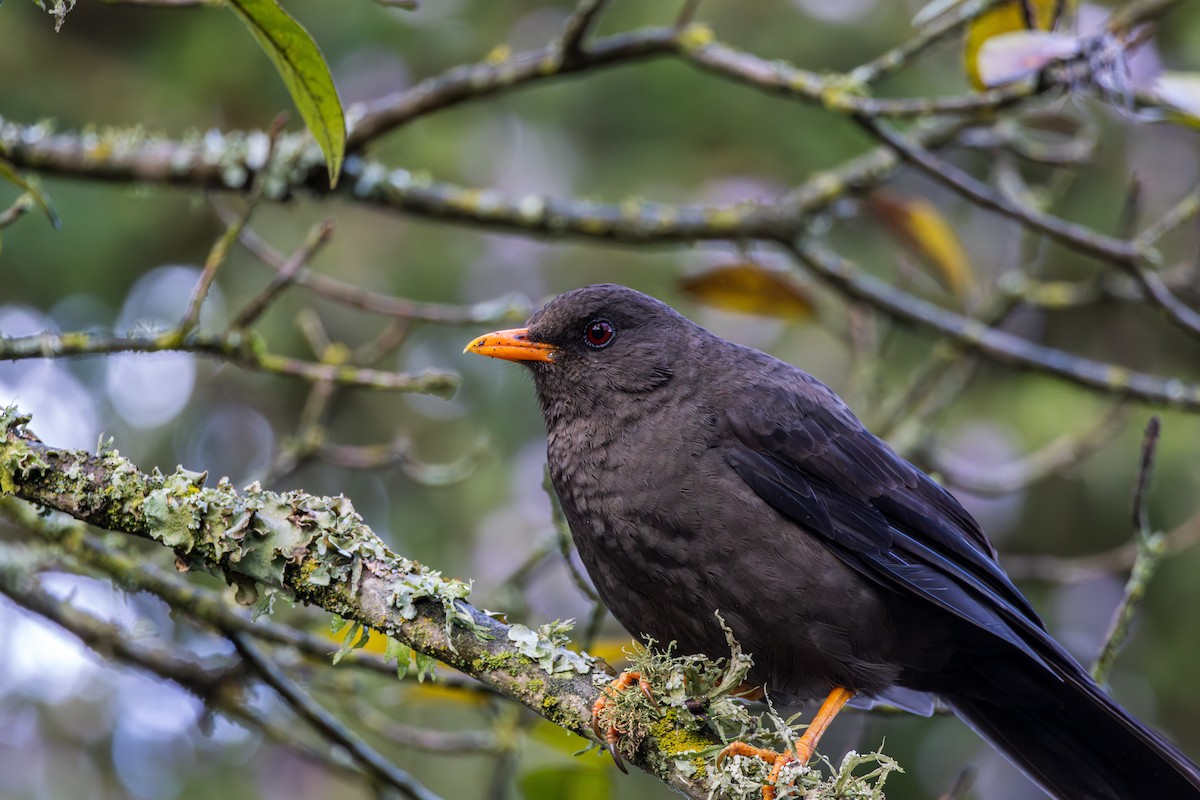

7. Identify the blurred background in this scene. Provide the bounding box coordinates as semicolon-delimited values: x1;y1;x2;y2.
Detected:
2;0;1200;798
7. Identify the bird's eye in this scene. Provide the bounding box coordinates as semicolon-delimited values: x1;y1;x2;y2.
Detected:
584;319;615;349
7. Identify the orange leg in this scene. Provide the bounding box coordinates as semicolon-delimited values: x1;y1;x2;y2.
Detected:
716;686;855;800
793;686;854;764
591;670;658;773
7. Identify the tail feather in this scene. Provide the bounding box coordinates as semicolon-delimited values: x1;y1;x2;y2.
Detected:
942;655;1200;800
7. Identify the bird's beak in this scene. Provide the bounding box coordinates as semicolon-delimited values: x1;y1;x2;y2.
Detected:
463;328;557;363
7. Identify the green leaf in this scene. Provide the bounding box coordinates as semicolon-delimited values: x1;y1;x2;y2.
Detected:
383;637;412;680
226;0;346;186
0;157;62;229
332;621;362;664
413;651;437;683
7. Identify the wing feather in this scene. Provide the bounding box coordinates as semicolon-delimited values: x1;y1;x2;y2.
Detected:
721;376;1056;668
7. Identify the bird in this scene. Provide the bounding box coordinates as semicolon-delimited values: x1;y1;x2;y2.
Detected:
464;283;1200;800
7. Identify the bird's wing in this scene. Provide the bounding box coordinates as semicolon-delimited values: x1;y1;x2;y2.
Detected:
721;377;1053;666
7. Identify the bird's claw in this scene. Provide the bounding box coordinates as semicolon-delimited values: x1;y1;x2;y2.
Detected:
591;670;658;773
605;726;628;774
715;742;801;800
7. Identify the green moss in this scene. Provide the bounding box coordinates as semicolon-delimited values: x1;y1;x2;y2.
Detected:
0;411;47;496
470;649;518;673
677;23;714;51
649;708;712;757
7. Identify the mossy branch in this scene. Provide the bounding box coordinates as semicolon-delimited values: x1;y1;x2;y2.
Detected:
0;406;896;800
0;406;898;798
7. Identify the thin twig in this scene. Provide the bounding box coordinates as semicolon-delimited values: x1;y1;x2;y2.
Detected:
850;0;1009;85
230;218;335;331
679;35;1034;118
937;766;978;800
559;0;613;62
0;330;458;396
1136;183;1200;250
675;0;703;29
1131;416;1162;535
932;404;1129;496
231;633;444;800
212;201;532;325
0;195;32;229
1092;417;1167;684
180;206;253;334
1004;510;1200;582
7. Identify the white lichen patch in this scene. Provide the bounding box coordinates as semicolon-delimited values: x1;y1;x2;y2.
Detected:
709;750;899;800
508;620;592;675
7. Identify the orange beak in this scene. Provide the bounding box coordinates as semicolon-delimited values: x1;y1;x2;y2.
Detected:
463;328;557;363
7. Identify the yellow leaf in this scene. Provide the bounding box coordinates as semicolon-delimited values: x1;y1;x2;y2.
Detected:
868;193;974;300
964;0;1071;90
680;263;816;319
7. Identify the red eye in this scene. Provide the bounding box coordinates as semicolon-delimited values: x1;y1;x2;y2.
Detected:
584;319;615;349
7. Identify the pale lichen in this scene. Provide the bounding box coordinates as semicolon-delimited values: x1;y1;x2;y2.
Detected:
507;619;592;675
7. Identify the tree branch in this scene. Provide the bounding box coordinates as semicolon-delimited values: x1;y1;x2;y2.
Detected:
790;241;1200;410
0;409;731;800
0;329;458;396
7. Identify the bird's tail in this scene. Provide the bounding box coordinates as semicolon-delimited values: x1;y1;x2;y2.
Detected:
941;652;1200;800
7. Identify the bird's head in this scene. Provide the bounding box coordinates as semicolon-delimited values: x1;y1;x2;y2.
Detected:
464;284;692;417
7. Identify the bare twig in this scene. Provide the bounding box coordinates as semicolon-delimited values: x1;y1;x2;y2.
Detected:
1132;416;1162;535
559;0;614;62
850;0;1009;84
1092;417;1167;684
937;766;978;800
792;241;1200;410
0;330;458;396
230;218;335;331
230;632;443;800
1137;184;1200;250
180;116;289;333
0;195;32;229
932;404;1129;495
180;206;253;335
1004;511;1200;583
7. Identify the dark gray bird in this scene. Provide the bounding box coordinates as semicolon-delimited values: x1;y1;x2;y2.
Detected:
464;283;1200;800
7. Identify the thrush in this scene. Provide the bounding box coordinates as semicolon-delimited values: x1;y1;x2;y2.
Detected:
465;283;1200;799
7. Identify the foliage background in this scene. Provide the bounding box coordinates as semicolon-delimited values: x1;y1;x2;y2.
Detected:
2;1;1200;799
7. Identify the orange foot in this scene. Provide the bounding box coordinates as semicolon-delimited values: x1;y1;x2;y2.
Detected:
715;686;855;800
591;670;659;773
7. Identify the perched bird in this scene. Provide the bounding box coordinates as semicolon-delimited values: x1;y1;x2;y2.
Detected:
465;283;1200;800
